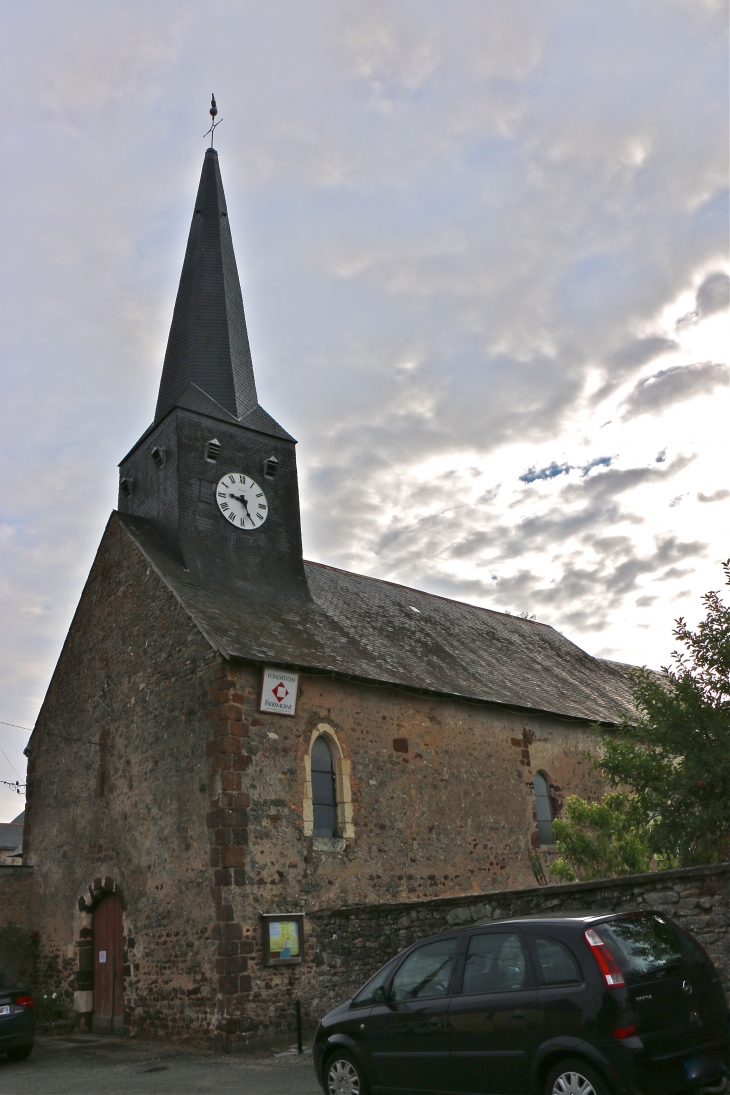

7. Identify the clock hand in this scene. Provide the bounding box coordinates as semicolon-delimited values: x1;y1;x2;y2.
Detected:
229;492;255;523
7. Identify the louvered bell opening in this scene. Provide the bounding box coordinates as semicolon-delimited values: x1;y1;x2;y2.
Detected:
205;439;222;463
151;446;166;468
119;477;134;498
264;455;279;480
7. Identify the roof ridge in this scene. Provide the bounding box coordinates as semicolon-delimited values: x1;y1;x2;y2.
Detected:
303;558;554;631
186;382;239;420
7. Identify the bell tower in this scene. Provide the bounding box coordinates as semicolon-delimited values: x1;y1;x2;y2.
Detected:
117;146;309;601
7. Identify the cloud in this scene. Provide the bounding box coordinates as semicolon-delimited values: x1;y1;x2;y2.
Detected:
610;336;679;373
621;362;729;419
359;449;707;648
591;336;679;403
678;271;730;326
697;271;730;317
452;533;707;634
697;488;730;503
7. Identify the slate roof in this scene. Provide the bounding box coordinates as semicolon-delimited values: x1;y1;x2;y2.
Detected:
117;513;636;725
0;812;24;855
155;148;258;424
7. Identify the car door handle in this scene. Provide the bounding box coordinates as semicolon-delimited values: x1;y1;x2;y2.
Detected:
511;1010;528;1021
427;1017;443;1028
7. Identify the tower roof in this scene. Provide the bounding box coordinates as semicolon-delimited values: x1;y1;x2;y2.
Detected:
155;148;258;423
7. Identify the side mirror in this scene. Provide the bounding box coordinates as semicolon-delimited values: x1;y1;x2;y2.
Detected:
372;986;387;1004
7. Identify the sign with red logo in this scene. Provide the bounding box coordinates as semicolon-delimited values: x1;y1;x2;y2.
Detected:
260;667;299;717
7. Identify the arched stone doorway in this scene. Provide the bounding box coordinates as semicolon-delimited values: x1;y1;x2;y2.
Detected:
92;893;124;1034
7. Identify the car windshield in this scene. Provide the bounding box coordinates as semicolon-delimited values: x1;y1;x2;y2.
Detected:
0;973;18;991
598;914;687;982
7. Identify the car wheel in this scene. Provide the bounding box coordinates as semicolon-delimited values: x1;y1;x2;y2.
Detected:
545;1057;610;1095
6;1044;33;1062
325;1049;370;1095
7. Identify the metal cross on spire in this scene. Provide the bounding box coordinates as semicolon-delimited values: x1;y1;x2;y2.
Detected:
204;94;222;147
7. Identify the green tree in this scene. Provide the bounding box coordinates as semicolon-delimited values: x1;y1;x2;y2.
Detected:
551;559;730;882
550;793;658;882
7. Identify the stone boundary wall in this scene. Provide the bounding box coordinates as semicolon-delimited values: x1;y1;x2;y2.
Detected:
0;866;33;932
307;863;730;1022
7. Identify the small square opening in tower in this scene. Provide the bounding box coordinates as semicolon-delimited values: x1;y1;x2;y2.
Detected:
264;455;279;479
151;447;166;468
205;439;222;463
119;477;134;498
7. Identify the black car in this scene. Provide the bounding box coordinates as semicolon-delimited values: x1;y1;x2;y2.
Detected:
0;973;34;1062
314;911;728;1095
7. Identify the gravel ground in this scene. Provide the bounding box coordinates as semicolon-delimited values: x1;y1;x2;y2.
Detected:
0;1035;322;1095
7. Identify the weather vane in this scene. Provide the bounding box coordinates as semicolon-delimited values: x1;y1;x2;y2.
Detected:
204;94;222;147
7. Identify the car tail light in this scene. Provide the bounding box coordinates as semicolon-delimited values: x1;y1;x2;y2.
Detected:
614;1025;637;1039
14;995;33;1007
584;928;626;987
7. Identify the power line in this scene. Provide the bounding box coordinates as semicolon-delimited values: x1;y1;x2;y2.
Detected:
0;780;25;794
0;747;21;779
1;721;33;732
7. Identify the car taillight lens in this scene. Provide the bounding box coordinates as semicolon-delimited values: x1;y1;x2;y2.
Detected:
584;929;626;987
14;995;33;1007
614;1025;637;1039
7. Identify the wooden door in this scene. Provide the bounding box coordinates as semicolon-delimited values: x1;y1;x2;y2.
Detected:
92;894;124;1034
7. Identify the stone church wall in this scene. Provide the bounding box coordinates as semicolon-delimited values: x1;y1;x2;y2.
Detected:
0;866;33;932
25;518;222;1041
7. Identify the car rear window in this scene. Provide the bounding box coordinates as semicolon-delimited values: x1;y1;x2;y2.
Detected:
0;973;17;991
671;923;711;969
598;914;693;982
533;936;583;986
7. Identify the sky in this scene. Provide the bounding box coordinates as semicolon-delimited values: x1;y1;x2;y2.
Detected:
0;0;728;820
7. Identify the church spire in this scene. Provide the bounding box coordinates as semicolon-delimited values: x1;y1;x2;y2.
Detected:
154;147;258;423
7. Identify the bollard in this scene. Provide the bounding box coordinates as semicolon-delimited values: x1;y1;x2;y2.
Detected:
295;999;303;1054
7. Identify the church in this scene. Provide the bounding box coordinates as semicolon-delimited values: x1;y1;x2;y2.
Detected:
22;144;634;1045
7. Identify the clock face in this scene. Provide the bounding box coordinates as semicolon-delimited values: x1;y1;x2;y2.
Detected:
216;472;268;530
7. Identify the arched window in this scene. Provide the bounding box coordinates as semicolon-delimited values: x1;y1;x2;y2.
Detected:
303;724;355;840
533;772;555;845
311;736;338;838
